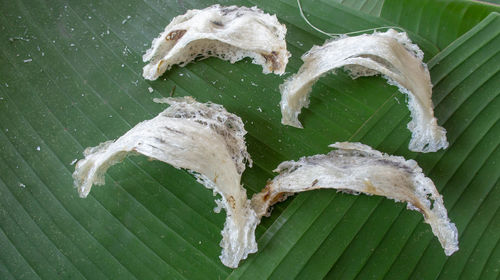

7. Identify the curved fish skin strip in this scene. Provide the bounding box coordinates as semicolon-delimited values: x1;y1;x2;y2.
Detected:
280;29;448;153
143;4;290;80
73;97;258;268
251;142;458;256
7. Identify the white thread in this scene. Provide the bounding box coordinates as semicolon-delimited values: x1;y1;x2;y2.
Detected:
297;0;406;38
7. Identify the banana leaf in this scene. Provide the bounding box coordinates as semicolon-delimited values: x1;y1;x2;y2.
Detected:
0;0;498;279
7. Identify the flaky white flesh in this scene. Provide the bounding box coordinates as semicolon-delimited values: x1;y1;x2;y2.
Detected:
73;97;258;268
143;4;290;80
280;29;448;153
251;142;458;256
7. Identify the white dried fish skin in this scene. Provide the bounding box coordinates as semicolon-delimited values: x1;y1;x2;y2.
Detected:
143;5;290;80
251;142;458;256
73;97;258;268
280;29;448;153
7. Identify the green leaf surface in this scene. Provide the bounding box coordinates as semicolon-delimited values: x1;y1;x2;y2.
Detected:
0;0;498;279
327;0;500;49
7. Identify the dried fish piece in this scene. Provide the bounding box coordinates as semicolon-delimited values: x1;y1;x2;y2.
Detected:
280;29;448;153
73;97;258;268
143;4;290;80
252;142;459;256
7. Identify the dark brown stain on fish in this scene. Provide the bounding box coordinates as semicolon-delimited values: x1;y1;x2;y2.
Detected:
262;51;279;71
211;20;224;27
311;179;319;187
228;196;236;209
166;29;187;41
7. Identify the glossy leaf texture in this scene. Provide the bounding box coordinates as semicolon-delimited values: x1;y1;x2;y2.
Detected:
0;0;498;279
